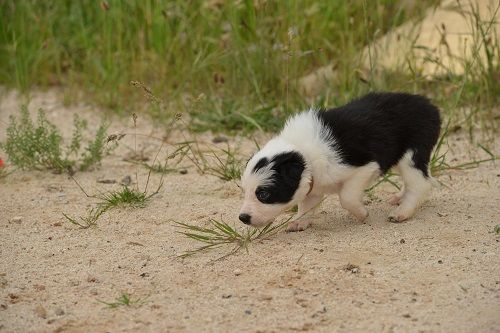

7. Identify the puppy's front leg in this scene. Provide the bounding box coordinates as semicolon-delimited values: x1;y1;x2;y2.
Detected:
287;194;323;232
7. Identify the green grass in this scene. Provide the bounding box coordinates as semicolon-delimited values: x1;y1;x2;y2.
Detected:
63;182;162;229
1;0;453;133
99;293;141;309
1;105;113;174
175;217;291;260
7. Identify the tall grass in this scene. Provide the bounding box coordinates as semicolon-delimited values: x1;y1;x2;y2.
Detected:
1;0;440;132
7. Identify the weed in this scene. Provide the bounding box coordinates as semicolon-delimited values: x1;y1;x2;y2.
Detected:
63;113;164;228
205;145;242;182
175;216;291;260
495;225;500;234
1;105;113;174
63;180;162;229
99;293;141;309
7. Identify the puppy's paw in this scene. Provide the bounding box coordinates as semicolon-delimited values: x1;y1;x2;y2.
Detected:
286;219;311;232
354;208;369;222
388;207;412;223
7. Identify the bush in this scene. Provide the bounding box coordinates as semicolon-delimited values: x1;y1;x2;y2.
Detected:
1;105;113;173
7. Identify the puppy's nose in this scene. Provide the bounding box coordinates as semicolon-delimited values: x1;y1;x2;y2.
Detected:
239;213;251;224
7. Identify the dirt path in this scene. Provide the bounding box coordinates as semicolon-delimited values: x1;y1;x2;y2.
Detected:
1;91;499;333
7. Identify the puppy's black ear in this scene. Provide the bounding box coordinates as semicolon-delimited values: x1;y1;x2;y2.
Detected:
271;151;305;182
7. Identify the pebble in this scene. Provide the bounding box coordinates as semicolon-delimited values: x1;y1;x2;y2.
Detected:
121;176;132;186
11;216;23;224
212;136;228;143
97;178;116;184
69;280;80;287
34;305;47;319
33;284;46;291
86;275;99;283
233;269;242;276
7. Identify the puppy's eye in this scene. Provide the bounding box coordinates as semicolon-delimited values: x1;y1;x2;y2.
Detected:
256;190;270;202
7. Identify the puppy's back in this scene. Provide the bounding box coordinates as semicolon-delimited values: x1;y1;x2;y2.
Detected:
317;92;441;173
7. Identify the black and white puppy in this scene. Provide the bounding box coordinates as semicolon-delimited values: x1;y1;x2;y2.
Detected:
239;92;441;231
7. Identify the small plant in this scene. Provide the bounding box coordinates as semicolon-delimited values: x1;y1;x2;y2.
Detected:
206;145;242;182
175;216;291;260
495;225;500;235
1;105;114;174
63;112;164;228
63;182;162;229
99;293;141;309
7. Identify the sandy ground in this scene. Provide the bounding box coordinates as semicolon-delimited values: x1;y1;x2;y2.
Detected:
0;91;499;333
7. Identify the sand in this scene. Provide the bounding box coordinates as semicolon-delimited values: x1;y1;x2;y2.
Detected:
0;90;499;333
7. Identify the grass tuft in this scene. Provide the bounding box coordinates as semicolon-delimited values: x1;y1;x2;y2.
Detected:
99;293;141;309
175;216;291;260
205;145;242;182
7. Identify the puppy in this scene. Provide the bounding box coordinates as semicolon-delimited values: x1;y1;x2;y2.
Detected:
239;92;441;231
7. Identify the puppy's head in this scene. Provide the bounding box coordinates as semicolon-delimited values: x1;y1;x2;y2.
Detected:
239;141;310;227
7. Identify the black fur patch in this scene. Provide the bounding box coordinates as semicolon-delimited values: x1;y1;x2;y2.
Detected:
255;151;305;204
316;92;441;177
252;157;269;172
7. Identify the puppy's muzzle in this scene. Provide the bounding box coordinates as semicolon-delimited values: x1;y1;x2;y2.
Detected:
239;213;251;225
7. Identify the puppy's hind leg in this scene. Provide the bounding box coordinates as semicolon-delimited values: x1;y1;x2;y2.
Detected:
389;151;432;223
339;163;380;221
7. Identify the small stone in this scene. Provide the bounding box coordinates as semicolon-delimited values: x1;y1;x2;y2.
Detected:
34;305;47;319
212;136;228;143
400;238;405;244
33;284;46;291
222;294;232;299
0;303;7;310
97;178;116;184
53;222;62;227
87;276;99;283
403;313;411;318
120;176;132;186
233;269;242;276
438;260;443;264
343;263;360;273
11;216;23;224
55;308;65;316
89;289;98;296
8;293;19;303
179;169;188;175
69;280;80;287
259;295;273;301
244;309;252;315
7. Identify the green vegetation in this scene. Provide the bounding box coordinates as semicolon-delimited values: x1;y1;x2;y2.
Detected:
99;293;141;309
175;217;290;259
1;105;113;173
63;181;162;229
2;0;466;133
